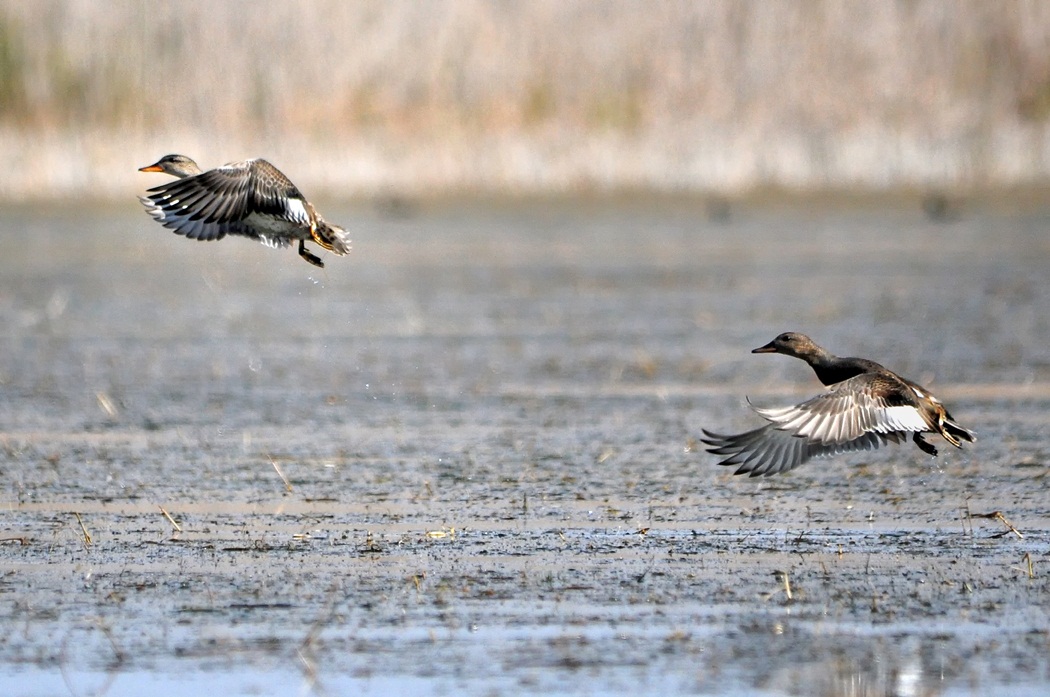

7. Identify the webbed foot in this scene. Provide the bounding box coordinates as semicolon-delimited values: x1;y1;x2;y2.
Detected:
913;433;938;457
298;240;324;268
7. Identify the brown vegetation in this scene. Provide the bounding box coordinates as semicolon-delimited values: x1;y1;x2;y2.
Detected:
2;0;1050;198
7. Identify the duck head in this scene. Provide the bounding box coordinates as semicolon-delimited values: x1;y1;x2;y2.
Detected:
753;332;829;360
139;154;203;179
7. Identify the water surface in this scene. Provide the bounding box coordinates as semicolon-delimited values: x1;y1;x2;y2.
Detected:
1;199;1049;695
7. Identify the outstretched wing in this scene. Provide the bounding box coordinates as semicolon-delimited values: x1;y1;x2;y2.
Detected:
702;374;929;476
749;374;932;445
138;159;306;246
701;425;905;477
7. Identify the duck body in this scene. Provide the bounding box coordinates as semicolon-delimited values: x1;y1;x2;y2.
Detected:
138;154;350;268
702;332;976;477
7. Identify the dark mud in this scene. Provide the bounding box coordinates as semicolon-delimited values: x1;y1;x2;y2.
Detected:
1;200;1049;696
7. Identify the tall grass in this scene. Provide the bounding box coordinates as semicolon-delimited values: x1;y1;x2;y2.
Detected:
2;0;1050;199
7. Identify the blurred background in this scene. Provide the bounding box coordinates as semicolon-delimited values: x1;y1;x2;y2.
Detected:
3;0;1050;201
4;4;1050;694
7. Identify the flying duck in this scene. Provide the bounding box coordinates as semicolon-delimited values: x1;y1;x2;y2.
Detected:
702;332;976;477
138;154;351;268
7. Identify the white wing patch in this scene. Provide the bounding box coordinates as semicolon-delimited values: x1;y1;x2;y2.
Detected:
284;198;310;225
874;405;928;433
750;378;930;445
257;234;292;249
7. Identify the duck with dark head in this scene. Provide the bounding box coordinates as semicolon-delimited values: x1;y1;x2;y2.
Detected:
703;332;976;477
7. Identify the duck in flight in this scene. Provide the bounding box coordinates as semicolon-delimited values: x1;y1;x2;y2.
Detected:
702;332;976;477
138;154;351;268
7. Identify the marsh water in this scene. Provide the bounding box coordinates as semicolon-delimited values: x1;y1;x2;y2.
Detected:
1;197;1049;696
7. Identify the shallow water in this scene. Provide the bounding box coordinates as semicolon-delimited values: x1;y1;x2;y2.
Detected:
1;198;1049;696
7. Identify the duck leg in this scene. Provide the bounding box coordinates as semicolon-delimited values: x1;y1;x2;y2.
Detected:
913;433;938;457
298;240;324;268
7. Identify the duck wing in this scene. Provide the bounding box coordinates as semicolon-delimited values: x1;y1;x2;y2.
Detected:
749;374;931;445
139;159;307;247
702;373;928;476
701;424;905;477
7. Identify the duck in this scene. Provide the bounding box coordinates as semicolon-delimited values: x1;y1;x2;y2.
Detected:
701;332;976;477
138;154;351;268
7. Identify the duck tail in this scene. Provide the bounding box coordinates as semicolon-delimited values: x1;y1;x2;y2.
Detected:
313;220;352;256
941;417;976;447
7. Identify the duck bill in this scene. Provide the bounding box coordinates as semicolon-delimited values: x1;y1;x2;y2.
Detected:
751;341;778;354
138;163;164;173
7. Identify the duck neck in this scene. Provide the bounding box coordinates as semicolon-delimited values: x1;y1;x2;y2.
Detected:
812;353;876;386
798;349;854;386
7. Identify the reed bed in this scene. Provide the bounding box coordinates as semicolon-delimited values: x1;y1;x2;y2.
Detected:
2;0;1050;199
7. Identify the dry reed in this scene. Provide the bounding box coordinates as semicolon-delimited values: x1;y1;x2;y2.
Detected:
2;1;1050;198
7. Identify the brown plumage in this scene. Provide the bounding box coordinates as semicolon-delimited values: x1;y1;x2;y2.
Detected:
702;332;976;477
138;154;350;268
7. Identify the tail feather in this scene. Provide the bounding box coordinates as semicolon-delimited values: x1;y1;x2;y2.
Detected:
314;220;351;255
941;418;976;447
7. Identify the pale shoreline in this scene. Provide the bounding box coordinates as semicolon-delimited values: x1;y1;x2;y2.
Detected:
5;127;1050;203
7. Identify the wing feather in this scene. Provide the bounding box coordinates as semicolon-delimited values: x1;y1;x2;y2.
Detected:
139;160;301;243
701;425;899;477
749;375;929;445
704;373;938;476
140;158;341;259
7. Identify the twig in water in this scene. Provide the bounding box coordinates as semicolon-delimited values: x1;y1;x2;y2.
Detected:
1014;552;1035;579
297;648;320;692
962;499;974;537
96;392;118;418
773;570;793;601
295;582;341;697
159;506;182;532
269;455;293;492
73;512;92;546
994;512;1024;539
425;526;456;540
969;510;1023;539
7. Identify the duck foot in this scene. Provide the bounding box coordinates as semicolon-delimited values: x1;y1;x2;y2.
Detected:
913;433;938;457
298;240;324;268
